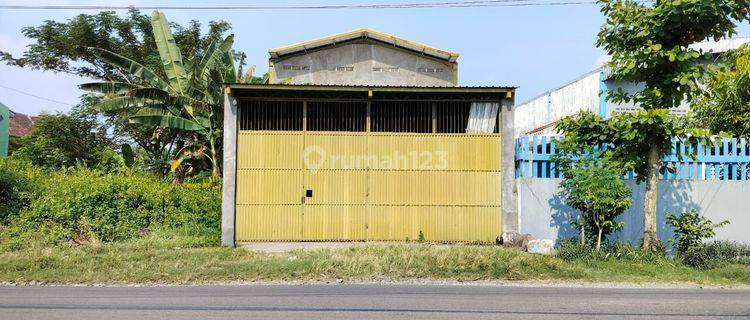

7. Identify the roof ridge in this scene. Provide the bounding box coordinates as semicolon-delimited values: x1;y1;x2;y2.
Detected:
268;28;459;62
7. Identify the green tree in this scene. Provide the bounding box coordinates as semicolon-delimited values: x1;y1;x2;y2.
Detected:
559;153;632;251
556;110;714;250
12;110;113;169
0;8;233;81
1;9;242;178
567;0;749;250
692;45;750;137
82;11;250;179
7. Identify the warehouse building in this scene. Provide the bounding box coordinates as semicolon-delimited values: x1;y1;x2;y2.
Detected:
220;29;516;246
221;84;515;245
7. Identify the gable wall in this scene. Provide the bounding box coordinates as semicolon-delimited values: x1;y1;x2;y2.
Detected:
271;42;455;86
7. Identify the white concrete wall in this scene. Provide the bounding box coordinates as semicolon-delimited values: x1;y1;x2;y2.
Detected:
272;42;454;86
518;178;750;246
515;37;750;135
515;71;601;135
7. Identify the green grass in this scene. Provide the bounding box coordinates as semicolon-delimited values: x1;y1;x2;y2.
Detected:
0;232;748;286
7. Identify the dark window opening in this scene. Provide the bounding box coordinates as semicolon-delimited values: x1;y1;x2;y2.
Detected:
307;101;366;132
436;102;470;133
239;100;303;131
371;101;431;133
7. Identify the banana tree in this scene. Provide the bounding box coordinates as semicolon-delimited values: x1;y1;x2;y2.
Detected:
81;11;244;179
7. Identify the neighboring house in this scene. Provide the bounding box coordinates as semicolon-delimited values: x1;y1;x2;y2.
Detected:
267;28;459;86
6;109;36;155
515;37;750;136
9;110;35;138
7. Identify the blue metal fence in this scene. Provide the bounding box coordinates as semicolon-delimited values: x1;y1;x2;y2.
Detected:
516;135;750;180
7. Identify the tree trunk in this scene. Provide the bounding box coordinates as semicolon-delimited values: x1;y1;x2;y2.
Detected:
579;212;586;245
642;143;661;251
209;139;220;180
596;227;603;251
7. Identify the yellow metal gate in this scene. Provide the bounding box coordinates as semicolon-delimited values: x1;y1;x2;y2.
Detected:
235;131;501;242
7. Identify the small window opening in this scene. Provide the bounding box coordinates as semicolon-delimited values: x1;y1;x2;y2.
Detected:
282;65;310;71
418;67;444;73
332;66;354;71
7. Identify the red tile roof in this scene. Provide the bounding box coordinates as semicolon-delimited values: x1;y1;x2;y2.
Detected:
9;111;34;137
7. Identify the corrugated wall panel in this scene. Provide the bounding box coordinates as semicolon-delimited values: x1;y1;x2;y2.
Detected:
236;205;302;240
302;205;368;240
367;171;500;206
237;132;304;169
235;131;501;242
368;134;500;171
236;170;302;204
366;206;500;242
305;170;368;205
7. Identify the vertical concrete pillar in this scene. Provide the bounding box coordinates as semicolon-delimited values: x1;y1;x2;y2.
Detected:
221;90;238;247
500;93;519;242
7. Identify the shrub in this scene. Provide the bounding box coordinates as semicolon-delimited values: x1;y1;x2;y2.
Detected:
559;155;632;250
667;210;729;267
0;168;220;251
556;238;669;265
681;241;750;269
0;158;43;223
701;241;750;265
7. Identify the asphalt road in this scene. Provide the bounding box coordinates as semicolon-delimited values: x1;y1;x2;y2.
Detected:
1;284;749;320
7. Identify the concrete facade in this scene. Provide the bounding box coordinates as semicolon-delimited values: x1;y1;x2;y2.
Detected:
270;41;456;86
517;178;750;245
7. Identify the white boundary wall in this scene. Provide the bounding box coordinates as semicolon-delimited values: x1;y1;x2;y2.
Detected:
518;178;750;245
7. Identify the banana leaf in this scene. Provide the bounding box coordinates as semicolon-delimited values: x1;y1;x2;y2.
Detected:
79;82;142;94
92;96;136;112
151;11;187;94
130;108;203;131
90;48;170;91
196;35;235;84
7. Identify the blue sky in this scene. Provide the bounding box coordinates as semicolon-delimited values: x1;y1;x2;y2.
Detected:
1;0;748;115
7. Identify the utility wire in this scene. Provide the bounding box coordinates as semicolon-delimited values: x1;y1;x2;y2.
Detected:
0;84;75;106
0;1;610;10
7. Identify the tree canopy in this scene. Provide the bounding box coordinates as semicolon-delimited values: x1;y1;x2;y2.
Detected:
561;0;750;250
0;9;236;82
692;45;750;137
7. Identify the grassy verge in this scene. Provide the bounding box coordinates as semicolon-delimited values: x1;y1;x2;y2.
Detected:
0;233;748;286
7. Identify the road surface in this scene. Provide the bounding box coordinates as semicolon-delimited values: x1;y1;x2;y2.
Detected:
1;284;748;319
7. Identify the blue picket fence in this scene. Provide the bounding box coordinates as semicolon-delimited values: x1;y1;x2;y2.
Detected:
515;135;750;180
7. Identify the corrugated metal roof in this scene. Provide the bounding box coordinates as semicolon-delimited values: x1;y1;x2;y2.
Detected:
226;83;515;92
268;28;460;62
